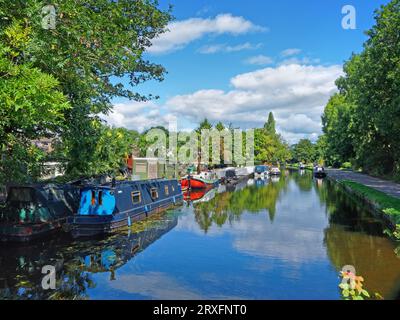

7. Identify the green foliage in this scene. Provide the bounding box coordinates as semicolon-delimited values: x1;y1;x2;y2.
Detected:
322;0;400;175
254;112;291;164
341;162;352;170
291;139;315;164
264;112;276;135
0;20;70;183
60;122;140;178
0;0;173;180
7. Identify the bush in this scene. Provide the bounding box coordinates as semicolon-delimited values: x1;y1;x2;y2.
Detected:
341;162;352;170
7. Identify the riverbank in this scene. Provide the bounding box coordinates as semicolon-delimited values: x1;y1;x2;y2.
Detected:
326;169;400;230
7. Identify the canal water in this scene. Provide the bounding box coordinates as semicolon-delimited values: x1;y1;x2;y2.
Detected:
1;170;399;300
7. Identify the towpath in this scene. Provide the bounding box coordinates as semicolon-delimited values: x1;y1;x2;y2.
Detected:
326;169;400;199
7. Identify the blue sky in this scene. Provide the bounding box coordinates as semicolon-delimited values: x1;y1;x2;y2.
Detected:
104;0;391;144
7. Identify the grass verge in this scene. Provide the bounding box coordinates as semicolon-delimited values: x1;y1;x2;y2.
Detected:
342;180;400;226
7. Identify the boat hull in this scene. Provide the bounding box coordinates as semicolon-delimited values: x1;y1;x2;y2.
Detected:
181;177;219;189
314;172;327;178
69;179;183;238
0;219;67;242
70;201;182;238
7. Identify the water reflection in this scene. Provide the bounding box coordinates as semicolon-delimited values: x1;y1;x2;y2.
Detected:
1;171;400;300
0;214;178;299
192;176;289;232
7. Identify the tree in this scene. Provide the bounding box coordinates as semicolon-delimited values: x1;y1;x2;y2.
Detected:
292;139;315;164
0;21;70;183
0;0;173;179
264;112;276;135
322;94;355;167
322;0;400;175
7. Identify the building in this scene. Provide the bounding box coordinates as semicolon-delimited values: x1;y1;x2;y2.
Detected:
131;157;178;180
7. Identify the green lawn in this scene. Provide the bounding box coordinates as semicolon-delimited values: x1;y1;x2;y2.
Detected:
342;180;400;225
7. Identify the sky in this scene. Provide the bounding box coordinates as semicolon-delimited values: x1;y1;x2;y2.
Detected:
103;0;391;144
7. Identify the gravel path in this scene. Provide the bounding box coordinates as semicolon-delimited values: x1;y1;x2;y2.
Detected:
326;169;400;199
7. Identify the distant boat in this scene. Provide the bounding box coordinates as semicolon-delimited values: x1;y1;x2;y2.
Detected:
68;179;183;238
299;163;306;170
314;166;327;178
180;171;219;190
269;167;281;176
254;165;269;179
0;184;80;242
223;169;239;184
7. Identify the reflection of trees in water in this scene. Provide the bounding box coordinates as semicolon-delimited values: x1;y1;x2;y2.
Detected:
315;178;400;299
0;213;178;300
315;179;385;235
193;176;289;232
324;225;400;300
291;170;313;192
0;238;94;300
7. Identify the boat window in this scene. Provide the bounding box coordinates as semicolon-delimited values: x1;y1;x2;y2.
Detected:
151;188;158;200
91;190;96;206
98;191;103;205
131;191;141;204
164;185;169;196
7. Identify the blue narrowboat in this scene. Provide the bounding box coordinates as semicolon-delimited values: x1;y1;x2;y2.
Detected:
68;179;183;238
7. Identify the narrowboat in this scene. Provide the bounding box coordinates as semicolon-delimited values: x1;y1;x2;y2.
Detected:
68;179;183;238
180;171;219;190
0;184;80;242
314;166;327;178
269;167;281;176
254;165;269;179
223;169;239;184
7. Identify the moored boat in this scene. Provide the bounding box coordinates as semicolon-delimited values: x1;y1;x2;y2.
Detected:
254;165;269;179
0;184;80;242
314;166;327;178
68;179;183;238
269;167;281;176
180;171;219;190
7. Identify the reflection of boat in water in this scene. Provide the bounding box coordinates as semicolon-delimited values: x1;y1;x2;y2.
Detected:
0;214;179;299
69;179;182;238
255;178;266;187
78;215;178;275
270;176;281;184
183;188;216;204
0;184;80;242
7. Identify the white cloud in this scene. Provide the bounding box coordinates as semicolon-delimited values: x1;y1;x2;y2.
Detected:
281;48;302;57
244;55;274;66
149;14;267;54
101;101;176;132
166;64;342;141
104;64;342;143
280;57;321;66
198;42;262;54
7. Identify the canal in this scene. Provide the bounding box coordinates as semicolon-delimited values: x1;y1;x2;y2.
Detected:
1;170;400;300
